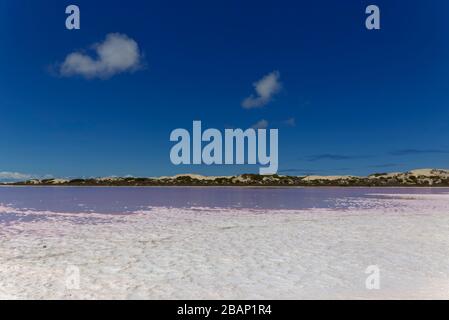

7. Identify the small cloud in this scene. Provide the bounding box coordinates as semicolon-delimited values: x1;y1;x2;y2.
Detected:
305;154;371;162
283;117;296;127
0;171;52;182
389;149;449;156
0;171;32;181
251;119;268;129
58;33;143;79
242;71;282;109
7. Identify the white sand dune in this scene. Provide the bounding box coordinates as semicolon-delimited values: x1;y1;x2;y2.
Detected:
1;194;449;299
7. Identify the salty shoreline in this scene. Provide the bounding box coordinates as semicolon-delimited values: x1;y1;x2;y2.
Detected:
1;192;449;299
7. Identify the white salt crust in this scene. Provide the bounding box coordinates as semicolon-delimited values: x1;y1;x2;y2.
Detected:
1;194;449;299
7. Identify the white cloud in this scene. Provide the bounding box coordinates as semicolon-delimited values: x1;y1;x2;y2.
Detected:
0;172;53;182
0;172;32;180
242;71;282;109
251;119;269;129
59;33;143;79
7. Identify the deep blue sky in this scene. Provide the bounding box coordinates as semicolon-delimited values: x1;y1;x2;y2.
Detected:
1;0;449;179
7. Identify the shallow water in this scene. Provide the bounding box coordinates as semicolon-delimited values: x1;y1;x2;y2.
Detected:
1;187;449;299
1;186;448;217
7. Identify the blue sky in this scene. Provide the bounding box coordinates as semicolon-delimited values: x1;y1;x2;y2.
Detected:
1;0;449;180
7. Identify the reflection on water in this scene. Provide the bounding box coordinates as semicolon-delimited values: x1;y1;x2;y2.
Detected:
0;186;448;217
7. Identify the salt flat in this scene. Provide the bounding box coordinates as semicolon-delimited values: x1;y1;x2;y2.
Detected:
0;193;449;299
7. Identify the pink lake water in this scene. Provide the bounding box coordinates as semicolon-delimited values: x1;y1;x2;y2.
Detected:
1;187;449;299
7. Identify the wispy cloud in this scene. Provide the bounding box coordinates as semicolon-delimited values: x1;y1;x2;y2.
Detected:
389;149;449;156
305;154;371;162
283;117;296;127
242;71;282;109
251;119;269;129
58;33;143;79
0;172;52;182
